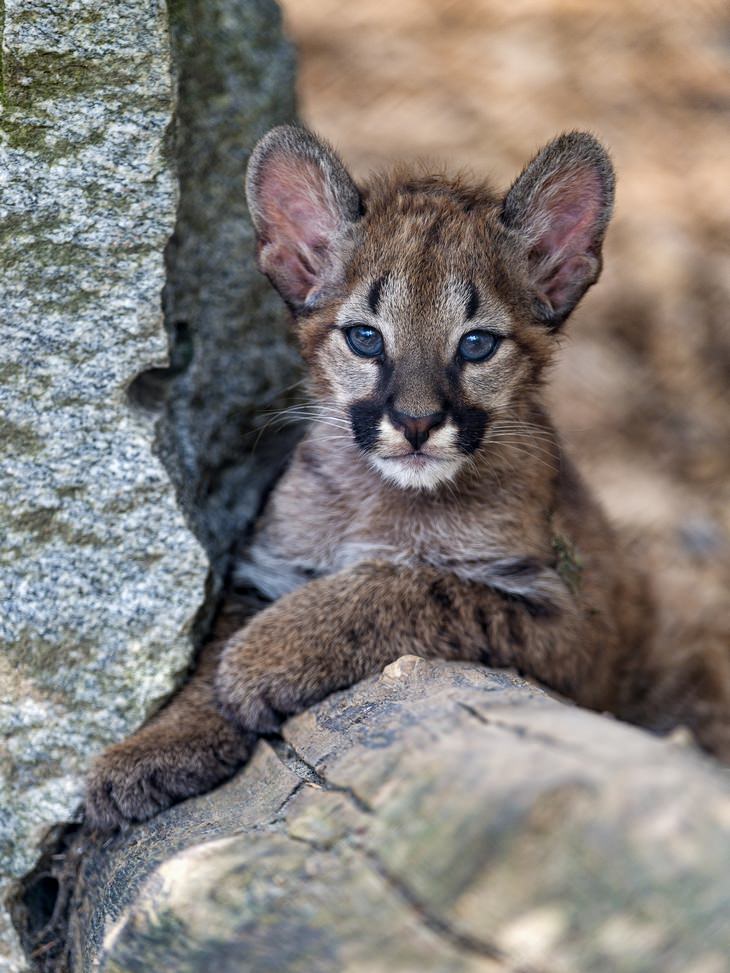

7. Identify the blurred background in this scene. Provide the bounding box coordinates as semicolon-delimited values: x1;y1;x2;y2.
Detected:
281;0;730;668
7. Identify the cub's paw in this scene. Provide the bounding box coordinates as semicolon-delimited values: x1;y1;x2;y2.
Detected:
85;725;252;831
215;635;326;735
215;658;304;735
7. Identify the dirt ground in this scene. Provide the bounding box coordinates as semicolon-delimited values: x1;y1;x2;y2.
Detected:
280;0;730;695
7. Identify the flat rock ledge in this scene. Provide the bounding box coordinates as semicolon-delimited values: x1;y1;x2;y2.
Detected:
64;657;729;973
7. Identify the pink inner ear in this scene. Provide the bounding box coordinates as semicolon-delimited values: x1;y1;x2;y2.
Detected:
539;170;603;261
541;254;594;310
530;168;604;313
256;157;339;304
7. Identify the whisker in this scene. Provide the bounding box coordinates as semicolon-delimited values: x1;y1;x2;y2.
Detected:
488;420;558;443
258;411;350;430
256;376;309;407
489;421;556;441
487;435;560;463
487;439;561;474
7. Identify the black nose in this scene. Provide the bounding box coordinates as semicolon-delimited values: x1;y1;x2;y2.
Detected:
389;409;446;451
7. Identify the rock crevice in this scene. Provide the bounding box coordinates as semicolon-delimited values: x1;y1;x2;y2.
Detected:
0;1;299;968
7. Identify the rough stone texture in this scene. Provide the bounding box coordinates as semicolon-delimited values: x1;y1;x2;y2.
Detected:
0;3;204;969
67;658;730;973
0;1;298;969
144;0;301;572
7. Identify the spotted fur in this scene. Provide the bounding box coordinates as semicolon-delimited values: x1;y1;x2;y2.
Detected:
85;128;729;829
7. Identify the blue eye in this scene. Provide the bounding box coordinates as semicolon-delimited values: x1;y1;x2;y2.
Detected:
458;330;500;363
345;325;384;358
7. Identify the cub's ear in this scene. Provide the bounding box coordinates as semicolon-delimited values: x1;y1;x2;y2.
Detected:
246;125;363;313
500;132;615;328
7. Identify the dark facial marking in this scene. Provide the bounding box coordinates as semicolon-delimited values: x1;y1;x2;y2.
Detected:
349;399;385;452
452;406;488;455
465;281;479;321
367;276;386;314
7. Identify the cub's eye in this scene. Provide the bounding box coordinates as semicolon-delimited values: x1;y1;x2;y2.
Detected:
458;330;500;363
345;324;384;358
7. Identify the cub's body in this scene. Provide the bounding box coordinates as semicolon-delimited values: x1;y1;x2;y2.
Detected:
85;129;726;831
237;422;646;715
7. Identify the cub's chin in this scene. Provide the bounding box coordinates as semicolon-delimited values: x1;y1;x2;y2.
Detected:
368;451;465;491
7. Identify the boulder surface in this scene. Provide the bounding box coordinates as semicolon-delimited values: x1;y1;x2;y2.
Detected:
67;658;730;973
151;0;301;569
0;1;297;968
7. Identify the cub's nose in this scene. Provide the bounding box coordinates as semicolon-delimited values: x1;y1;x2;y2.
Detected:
389;409;446;451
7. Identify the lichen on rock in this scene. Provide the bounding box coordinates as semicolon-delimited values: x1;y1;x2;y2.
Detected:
0;0;298;968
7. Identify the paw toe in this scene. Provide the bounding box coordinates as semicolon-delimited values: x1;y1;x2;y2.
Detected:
85;750;167;830
85;774;124;832
84;735;249;831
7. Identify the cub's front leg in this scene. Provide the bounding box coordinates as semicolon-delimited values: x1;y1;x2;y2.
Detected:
86;639;255;830
215;559;584;733
216;562;414;733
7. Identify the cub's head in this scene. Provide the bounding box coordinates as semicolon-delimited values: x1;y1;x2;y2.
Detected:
246;126;614;490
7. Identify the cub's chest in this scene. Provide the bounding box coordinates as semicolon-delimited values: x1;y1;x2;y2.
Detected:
234;489;513;603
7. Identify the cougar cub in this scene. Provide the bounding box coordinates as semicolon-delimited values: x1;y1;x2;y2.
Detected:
86;126;728;829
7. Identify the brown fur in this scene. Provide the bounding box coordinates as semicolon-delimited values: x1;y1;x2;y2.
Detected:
85;128;729;830
85;637;254;830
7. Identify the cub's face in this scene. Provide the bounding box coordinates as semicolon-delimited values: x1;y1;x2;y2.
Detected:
313;256;540;491
247;127;614;491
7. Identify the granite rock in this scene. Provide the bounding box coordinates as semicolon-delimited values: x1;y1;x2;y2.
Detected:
0;1;298;968
66;657;730;973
